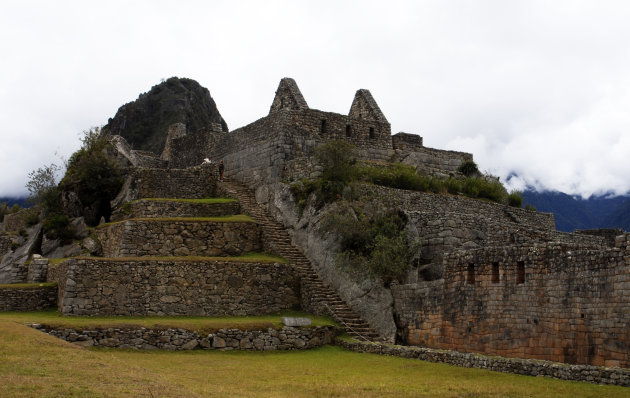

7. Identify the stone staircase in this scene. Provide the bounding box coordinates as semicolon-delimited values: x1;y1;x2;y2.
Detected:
219;179;382;341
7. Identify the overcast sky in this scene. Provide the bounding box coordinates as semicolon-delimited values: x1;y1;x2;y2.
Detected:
1;0;629;198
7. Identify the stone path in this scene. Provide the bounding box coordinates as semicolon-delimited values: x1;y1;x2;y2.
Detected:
220;179;382;342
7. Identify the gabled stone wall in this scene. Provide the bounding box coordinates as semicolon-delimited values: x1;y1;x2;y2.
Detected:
59;258;300;316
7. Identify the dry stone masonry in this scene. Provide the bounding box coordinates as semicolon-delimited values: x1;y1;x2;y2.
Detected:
33;324;338;351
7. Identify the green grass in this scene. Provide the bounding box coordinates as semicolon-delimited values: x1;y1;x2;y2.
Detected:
0;310;335;334
137;198;237;204
74;253;288;264
98;214;255;228
0;282;57;289
0;318;626;397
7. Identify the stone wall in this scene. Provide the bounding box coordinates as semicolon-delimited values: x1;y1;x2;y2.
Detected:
2;212;27;232
363;185;557;232
392;132;423;151
94;218;261;257
337;339;630;387
59;258;300;316
392;241;630;368
0;284;57;311
134;165;218;199
398;146;473;176
575;228;625;247
0;233;14;256
111;199;240;221
34;324;338;351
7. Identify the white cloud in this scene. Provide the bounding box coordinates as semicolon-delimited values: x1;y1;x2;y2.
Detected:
1;0;630;199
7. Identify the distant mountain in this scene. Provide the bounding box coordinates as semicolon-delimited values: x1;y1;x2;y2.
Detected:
103;77;228;155
0;197;30;208
522;189;630;232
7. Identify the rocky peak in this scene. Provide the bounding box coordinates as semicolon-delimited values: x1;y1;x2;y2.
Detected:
103;77;228;155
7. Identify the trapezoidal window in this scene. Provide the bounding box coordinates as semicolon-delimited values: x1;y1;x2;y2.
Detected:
369;127;375;139
467;263;475;285
320;119;327;134
517;261;525;284
346;124;352;137
492;262;500;283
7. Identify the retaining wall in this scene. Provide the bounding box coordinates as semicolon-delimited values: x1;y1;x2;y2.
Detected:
34;324;338;351
0;284;57;311
59;258;300;316
111;199;240;221
337;339;630;386
94;218;260;257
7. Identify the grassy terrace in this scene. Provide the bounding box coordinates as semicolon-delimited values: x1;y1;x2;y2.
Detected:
0;315;627;397
0;310;335;333
72;253;288;264
97;214;255;228
0;282;57;289
135;198;238;204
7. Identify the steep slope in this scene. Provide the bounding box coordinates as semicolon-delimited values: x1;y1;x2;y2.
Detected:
103;77;228;154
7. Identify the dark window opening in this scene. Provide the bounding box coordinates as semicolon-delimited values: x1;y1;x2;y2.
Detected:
320;119;327;134
346;125;352;137
517;261;525;284
467;263;475;285
369;127;375;139
492;262;500;283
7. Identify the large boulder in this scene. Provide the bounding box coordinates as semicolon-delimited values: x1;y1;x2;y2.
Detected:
0;224;42;283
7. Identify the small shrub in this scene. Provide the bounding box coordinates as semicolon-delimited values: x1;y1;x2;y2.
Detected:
22;209;40;226
43;213;76;242
507;190;523;208
9;204;21;214
458;160;480;177
525;203;537;212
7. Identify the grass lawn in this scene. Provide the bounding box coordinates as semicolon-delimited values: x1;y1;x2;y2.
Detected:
0;310;334;334
0;318;627;398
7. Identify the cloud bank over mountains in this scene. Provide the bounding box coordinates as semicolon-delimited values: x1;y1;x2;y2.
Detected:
1;1;629;199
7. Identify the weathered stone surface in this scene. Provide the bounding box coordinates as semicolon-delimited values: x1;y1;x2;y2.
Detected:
36;325;338;351
281;317;312;327
0;224;42;283
0;284;57;311
58;258;300;316
256;182;397;342
111;199;240;221
81;237;102;256
94;218;261;257
337;339;630;387
393;237;630;368
71;217;89;239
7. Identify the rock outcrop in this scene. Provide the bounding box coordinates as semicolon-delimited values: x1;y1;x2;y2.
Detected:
103;77;228;155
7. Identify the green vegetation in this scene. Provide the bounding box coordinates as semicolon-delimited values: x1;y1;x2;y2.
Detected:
508;190;524;208
0;282;57;289
76;253;288;264
457;159;480;176
97;214;255;228
525;203;537;212
322;202;419;284
139;197;237;204
0;310;334;333
0;318;626;397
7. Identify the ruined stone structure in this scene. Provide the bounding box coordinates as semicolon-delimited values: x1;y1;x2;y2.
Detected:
2;78;628;377
165;78;472;185
160;78;630;369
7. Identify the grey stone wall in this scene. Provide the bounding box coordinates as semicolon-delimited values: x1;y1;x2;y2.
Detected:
35;324;338;351
392;132;423;151
392;241;630;368
59;258;300;316
111;199;240;221
94;218;261;257
135;165;218;199
575;228;625;247
2;212;27;232
0;233;14;256
0;284;57;311
337;339;630;387
398;146;473;176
